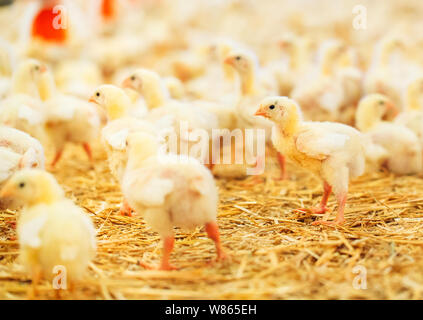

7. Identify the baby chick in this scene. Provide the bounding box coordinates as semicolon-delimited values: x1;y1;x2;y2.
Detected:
224;49;287;179
89;84;158;216
356;94;422;174
394;77;423;152
36;62;101;167
0;59;48;145
255;96;366;226
291;40;362;125
121;68;219;133
122;132;227;270
0;169;96;297
122;68;220;166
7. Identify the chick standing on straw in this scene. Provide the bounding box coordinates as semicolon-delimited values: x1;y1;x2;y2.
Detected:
0;169;96;298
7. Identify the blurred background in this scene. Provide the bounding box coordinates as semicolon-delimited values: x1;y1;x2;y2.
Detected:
0;0;422;71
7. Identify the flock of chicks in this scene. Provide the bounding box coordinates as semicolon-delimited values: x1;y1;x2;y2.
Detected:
1;0;423;298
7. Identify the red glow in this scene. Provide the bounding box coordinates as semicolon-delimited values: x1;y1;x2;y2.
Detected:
101;0;117;20
31;6;67;44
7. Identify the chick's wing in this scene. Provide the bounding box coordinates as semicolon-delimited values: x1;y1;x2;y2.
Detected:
295;124;351;160
123;168;175;207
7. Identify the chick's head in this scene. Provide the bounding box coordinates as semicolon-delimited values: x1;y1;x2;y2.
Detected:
90;84;131;120
122;69;161;95
0;169;64;207
18;59;47;83
224;50;255;74
356;94;398;131
256;96;303;125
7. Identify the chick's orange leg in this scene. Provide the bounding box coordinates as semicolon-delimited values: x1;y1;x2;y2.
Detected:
160;236;178;270
119;198;134;217
82;143;93;162
28;265;42;299
205;222;228;261
318;181;332;213
138;236;178;271
295;181;332;215
274;152;287;180
50;149;63;168
312;192;346;226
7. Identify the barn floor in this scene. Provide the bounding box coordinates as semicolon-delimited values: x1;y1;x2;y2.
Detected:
1;143;423;300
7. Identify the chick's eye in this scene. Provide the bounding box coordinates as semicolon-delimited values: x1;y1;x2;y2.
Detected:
131;76;136;81
269;105;275;110
19;182;25;189
236;56;241;60
96;92;100;97
379;101;385;105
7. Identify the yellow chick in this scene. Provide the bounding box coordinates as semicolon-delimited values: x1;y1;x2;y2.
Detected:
224;50;286;179
356;94;422;174
266;35;314;97
394;77;423;152
0;169;96;297
291;40;362;125
224;48;277;97
124;68;233;131
111;68;149;119
183;38;241;105
364;37;419;108
122;132;227;270
122;69;221;165
89;84;158;216
255;96;366;226
0;59;48;145
35;62;101;167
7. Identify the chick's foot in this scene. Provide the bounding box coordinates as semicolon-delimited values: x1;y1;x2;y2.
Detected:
119;199;134;217
312;217;345;226
294;206;330;215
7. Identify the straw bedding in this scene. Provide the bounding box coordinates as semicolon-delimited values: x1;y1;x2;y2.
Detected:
0;143;423;300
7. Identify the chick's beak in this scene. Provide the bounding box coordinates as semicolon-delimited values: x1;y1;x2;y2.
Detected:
279;41;288;48
122;78;133;89
386;101;399;117
224;57;234;66
88;96;97;104
0;183;14;199
254;107;268;118
39;65;47;73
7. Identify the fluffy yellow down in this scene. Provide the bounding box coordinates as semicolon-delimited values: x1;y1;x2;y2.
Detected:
0;170;96;286
122;132;218;238
356;94;422;174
